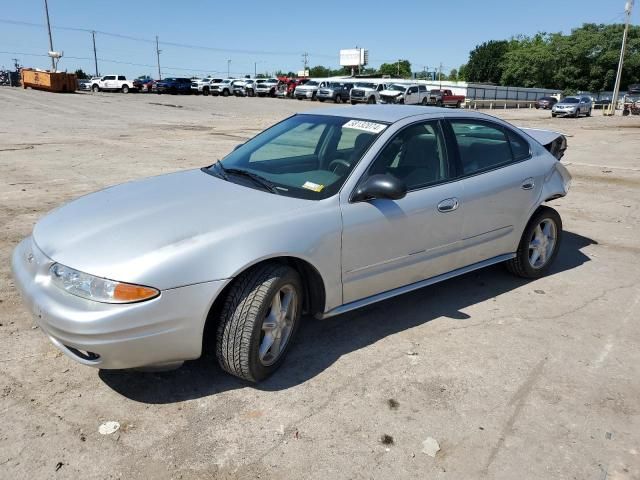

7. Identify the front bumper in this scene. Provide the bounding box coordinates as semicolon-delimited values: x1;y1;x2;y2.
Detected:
552;108;577;116
12;237;229;370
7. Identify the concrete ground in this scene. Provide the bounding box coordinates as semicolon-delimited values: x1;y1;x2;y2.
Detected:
0;87;639;480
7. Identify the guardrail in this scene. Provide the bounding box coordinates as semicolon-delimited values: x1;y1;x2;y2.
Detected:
464;99;540;109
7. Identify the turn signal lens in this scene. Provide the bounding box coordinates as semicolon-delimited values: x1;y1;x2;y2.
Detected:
113;283;159;302
50;263;159;304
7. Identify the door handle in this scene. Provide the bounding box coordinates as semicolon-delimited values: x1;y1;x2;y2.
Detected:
521;178;535;190
437;198;459;213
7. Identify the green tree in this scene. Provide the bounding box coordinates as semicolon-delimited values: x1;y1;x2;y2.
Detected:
378;59;412;77
457;64;467;81
448;68;458;81
74;68;89;79
465;40;510;83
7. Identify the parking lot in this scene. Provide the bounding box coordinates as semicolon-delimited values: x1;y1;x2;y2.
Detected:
1;87;639;480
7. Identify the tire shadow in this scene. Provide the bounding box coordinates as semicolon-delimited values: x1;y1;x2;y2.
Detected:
99;230;596;403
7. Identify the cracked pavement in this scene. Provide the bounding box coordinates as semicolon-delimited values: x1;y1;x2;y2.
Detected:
1;88;639;479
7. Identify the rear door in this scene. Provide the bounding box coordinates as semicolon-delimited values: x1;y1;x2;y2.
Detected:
446;119;543;265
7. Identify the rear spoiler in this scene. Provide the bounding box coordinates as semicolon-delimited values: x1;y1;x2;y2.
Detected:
519;127;568;161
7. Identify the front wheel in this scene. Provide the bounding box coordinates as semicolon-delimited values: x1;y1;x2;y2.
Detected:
586;108;592;117
121;85;129;94
351;100;357;105
222;89;229;97
92;85;100;93
506;207;562;279
367;96;376;104
215;263;303;382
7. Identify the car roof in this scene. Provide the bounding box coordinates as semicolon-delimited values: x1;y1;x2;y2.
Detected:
301;105;487;123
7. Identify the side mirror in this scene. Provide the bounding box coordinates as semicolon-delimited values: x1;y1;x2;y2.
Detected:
352;174;407;202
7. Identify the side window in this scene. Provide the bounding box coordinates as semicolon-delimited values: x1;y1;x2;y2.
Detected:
250;122;326;162
118;76;126;81
418;85;426;92
377;84;384;91
104;76;115;80
366;121;450;191
408;86;418;94
450;120;514;175
506;129;531;161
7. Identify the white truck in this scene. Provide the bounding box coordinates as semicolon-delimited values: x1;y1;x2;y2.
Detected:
379;84;429;105
91;75;136;93
211;79;235;96
294;80;327;100
349;82;389;104
255;78;278;97
191;77;223;96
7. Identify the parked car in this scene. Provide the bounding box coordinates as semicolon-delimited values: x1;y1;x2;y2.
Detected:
535;96;558;110
428;89;465;108
133;76;154;93
379;84;428;105
316;82;353;103
255;78;278;97
77;79;92;91
232;79;250;96
153;77;192;94
350;82;387;104
243;79;257;97
592;99;612;109
551;96;592;117
12;106;571;382
294;80;327;100
211;78;235;96
91;75;137;93
191;77;223;96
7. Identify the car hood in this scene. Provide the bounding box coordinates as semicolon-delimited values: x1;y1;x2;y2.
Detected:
554;102;578;107
33;169;310;289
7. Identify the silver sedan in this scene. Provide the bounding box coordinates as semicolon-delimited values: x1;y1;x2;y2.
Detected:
12;106;571;381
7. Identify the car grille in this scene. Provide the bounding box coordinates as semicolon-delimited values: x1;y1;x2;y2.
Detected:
191;83;198;88
351;89;364;98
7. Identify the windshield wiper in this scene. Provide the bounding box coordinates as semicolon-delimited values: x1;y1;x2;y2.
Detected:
222;166;280;195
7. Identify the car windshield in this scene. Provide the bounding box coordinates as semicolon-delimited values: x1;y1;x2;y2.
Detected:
164;78;176;82
540;97;554;101
326;82;340;88
205;114;387;200
305;81;319;86
355;83;376;89
388;84;406;92
562;97;579;103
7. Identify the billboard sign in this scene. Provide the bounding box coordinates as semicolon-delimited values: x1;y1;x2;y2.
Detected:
340;48;367;67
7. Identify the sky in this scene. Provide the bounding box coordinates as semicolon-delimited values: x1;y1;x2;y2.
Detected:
0;0;636;79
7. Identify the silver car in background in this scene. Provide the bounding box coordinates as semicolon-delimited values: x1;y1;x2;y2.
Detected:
12;106;571;382
552;96;593;117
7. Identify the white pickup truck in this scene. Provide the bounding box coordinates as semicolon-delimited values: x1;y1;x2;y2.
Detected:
379;84;429;105
91;75;136;93
211;79;235;96
349;82;389;104
191;77;223;96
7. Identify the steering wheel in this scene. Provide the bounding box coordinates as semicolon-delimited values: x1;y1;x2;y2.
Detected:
328;158;351;176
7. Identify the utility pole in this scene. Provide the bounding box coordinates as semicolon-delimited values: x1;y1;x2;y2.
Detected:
91;30;98;77
155;35;162;80
43;0;55;70
608;0;634;116
254;61;257;78
397;59;400;76
227;59;231;78
439;62;443;89
302;52;309;75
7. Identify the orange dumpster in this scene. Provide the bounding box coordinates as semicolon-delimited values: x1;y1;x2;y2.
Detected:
21;69;77;93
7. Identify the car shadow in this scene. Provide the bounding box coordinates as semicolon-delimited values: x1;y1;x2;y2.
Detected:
99;230;596;403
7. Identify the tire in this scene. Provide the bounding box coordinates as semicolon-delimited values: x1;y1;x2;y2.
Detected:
318;98;325;102
92;85;99;93
436;100;443;107
367;96;376;104
586;108;591;117
203;88;209;96
351;100;357;105
334;95;341;104
297;97;303;101
215;263;303;382
121;85;129;94
506;207;562;279
456;100;462;108
222;89;229;97
551;113;557;117
421;97;428;106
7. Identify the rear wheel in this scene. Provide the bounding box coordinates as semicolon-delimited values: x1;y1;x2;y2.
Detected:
506;207;562;279
215;263;303;382
586;108;592;117
121;85;129;94
203;87;209;96
421;97;428;106
222;89;229;97
551;113;557;117
436;100;443;107
92;84;99;93
456;100;462;108
367;96;376;104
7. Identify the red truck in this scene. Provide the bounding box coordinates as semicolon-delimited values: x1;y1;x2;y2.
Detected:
428;89;465;108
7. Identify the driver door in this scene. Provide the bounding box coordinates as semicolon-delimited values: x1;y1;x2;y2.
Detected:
340;120;464;303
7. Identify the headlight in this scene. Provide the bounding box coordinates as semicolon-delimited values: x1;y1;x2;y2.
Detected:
50;263;159;303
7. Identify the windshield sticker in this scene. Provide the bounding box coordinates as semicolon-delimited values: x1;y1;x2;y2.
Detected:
302;181;324;192
343;120;387;134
